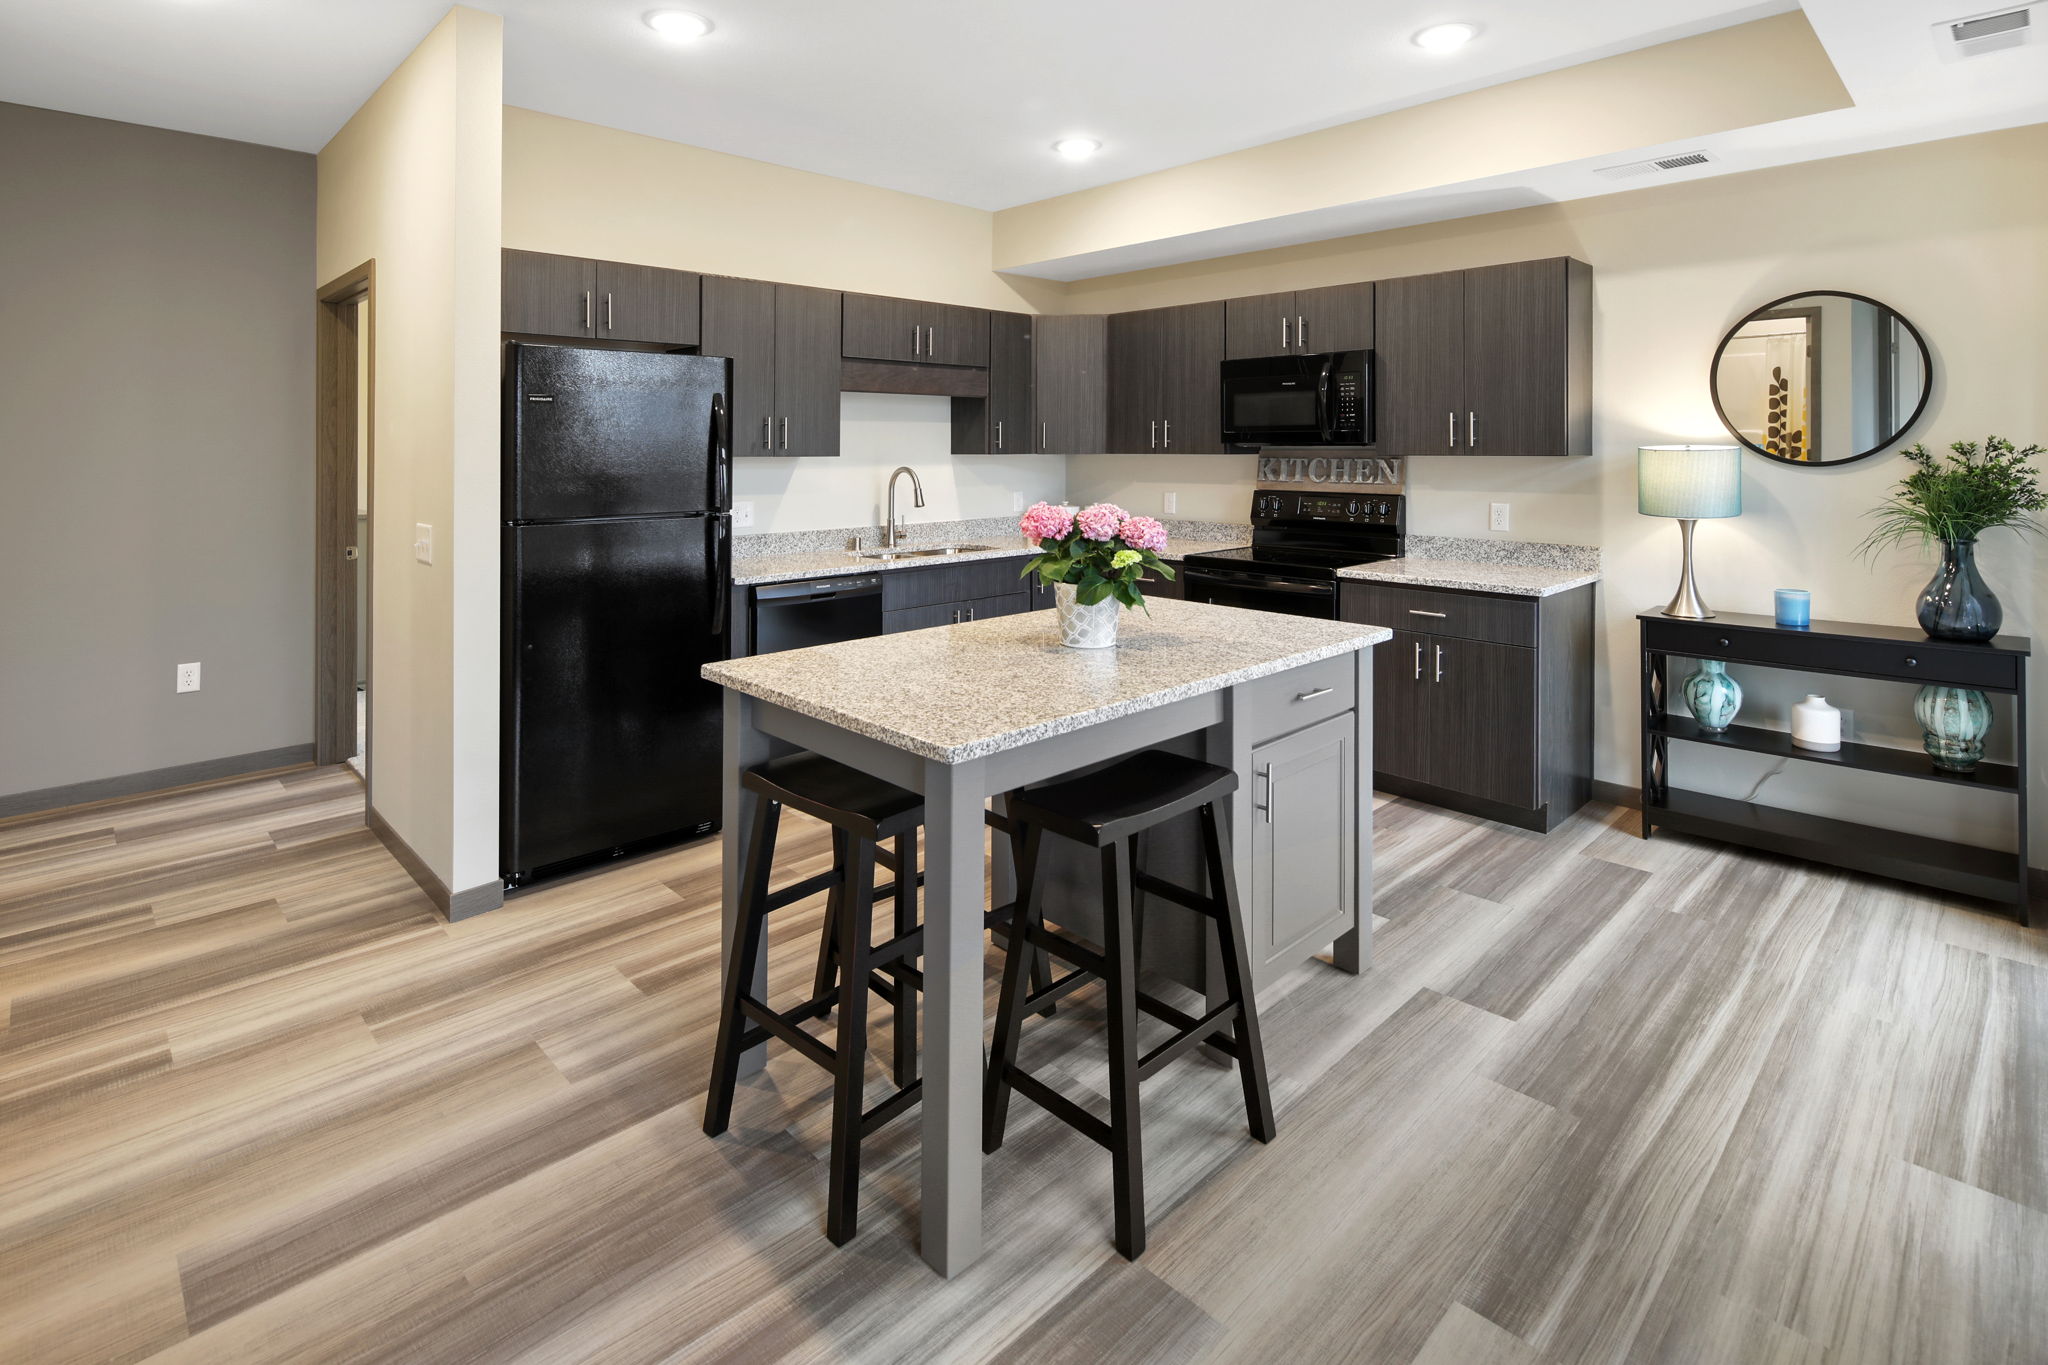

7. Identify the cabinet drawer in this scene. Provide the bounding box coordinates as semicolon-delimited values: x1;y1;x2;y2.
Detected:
1239;652;1358;744
881;558;1031;611
1642;619;2021;691
1341;582;1536;648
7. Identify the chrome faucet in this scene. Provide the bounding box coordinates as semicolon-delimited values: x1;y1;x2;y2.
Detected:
883;466;926;548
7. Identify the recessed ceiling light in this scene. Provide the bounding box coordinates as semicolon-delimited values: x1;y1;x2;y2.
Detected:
1412;22;1479;52
645;10;714;40
1052;137;1102;161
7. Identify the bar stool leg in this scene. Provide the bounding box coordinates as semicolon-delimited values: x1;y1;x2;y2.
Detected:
983;821;1044;1153
810;828;847;1007
1200;801;1275;1143
890;830;918;1086
704;798;783;1137
1100;838;1147;1260
825;833;878;1245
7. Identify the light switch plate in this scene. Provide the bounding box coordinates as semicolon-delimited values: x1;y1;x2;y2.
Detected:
176;661;201;693
414;523;433;565
732;501;754;528
1010;492;1024;514
1489;502;1511;532
1163;492;1179;514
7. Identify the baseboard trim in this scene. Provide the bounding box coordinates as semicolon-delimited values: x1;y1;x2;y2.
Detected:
366;803;503;921
0;743;317;820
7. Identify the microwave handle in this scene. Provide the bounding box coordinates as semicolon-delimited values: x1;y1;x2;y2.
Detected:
1317;355;1337;442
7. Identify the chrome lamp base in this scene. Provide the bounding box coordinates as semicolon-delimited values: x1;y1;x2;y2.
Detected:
1661;518;1714;620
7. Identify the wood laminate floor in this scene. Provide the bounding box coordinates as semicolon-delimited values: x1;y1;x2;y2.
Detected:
0;765;2042;1364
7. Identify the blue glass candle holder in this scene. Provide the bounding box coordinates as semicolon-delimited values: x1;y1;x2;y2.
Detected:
1775;589;1811;629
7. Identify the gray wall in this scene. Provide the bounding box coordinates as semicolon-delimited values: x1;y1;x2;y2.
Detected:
0;103;315;800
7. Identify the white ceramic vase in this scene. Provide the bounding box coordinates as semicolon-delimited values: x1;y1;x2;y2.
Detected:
1790;694;1842;751
1053;583;1121;649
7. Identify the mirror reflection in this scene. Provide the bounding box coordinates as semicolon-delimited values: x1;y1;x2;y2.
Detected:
1710;292;1931;466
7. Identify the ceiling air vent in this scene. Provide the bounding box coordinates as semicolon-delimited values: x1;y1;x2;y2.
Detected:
1592;150;1715;182
1933;4;2038;59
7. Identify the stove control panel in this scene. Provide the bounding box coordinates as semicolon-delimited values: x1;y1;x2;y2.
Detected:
1252;489;1405;528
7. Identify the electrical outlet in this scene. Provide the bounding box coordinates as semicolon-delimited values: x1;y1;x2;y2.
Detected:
1489;502;1511;532
413;523;434;565
176;661;201;693
1163;492;1179;514
732;501;755;528
1011;492;1024;514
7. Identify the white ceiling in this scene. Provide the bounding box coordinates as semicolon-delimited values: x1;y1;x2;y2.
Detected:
0;0;1798;208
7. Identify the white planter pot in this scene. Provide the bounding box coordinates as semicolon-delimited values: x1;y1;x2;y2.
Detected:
1791;694;1842;751
1053;583;1121;649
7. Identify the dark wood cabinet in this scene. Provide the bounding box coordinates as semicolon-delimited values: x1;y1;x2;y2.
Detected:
1224;291;1297;360
1224;283;1372;359
595;260;699;345
503;250;595;338
987;312;1033;453
1342;580;1592;831
1033;315;1106;454
843;294;989;367
1109;301;1224;452
701;276;840;457
1374;270;1465;457
926;302;990;367
1107;308;1163;453
503;250;700;347
701;276;777;456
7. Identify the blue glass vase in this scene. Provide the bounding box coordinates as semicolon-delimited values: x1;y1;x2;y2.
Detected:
1917;538;2001;642
1683;659;1742;734
1913;685;1991;773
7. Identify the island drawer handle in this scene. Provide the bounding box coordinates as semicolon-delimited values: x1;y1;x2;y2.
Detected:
1256;766;1273;822
1295;687;1333;702
1408;609;1448;617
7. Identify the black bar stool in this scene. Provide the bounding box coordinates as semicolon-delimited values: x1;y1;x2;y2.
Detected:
702;752;927;1246
984;750;1276;1260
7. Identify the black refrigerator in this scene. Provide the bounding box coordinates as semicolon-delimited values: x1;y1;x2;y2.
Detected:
502;343;732;887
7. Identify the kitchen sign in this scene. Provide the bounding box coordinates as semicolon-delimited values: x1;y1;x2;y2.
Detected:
1256;455;1403;489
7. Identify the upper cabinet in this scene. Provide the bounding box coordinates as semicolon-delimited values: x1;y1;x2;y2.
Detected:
951;311;1035;455
701;275;842;458
1108;301;1224;453
842;294;990;367
1034;315;1107;455
1223;282;1373;359
502;249;700;347
1375;257;1590;457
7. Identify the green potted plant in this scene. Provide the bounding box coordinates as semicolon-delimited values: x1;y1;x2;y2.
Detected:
1858;435;2043;641
1019;502;1175;648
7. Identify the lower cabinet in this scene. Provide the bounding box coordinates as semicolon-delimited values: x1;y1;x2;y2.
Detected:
1249;711;1356;976
884;591;1026;633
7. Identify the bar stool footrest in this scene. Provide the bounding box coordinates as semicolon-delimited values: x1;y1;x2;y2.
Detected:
1004;1067;1114;1149
860;1080;923;1137
1024;966;1095;1014
738;996;838;1072
1132;870;1223;919
1137;1000;1242;1081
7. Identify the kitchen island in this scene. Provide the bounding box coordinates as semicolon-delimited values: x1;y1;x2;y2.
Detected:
701;598;1388;1275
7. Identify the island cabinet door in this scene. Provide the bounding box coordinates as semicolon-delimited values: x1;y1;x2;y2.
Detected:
1426;637;1538;808
1372;629;1432;784
1250;712;1357;974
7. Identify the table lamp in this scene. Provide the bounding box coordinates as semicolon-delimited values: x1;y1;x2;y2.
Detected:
1638;445;1741;619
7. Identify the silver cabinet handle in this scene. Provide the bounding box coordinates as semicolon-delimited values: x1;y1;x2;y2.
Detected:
1407;609;1447;618
1448;411;1457;448
761;416;772;450
1413;642;1422;679
1297;315;1307;350
605;293;614;331
1162;418;1171;447
995;419;1003;450
584;291;593;331
1434;644;1444;683
967;605;976;620
1281;316;1289;350
1256;765;1273;822
1469;411;1477;447
926;325;936;356
1295;687;1333;702
913;324;922;357
780;417;789;449
1042;420;1049;449
1149;419;1158;450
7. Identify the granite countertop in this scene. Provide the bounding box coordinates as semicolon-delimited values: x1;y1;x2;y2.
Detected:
1335;557;1602;597
702;597;1389;764
732;535;1254;588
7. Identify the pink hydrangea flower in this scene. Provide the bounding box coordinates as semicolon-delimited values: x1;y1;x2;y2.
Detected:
1118;515;1168;552
1019;501;1074;542
1075;502;1127;541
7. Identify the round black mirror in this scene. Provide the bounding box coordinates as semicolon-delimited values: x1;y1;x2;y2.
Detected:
1709;291;1932;466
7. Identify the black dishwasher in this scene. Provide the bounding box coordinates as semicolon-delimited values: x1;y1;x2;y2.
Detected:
751;575;884;654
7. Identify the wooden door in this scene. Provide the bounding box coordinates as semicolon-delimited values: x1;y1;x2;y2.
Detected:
1250;713;1356;969
700;276;777;456
1371;629;1432;784
1426;637;1538;807
1107;308;1165;453
1462;259;1567;457
503;250;594;338
925;303;991;367
595;261;700;346
1224;291;1295;360
1374;270;1463;456
986;311;1034;453
1159;300;1224;452
773;284;842;457
1293;281;1373;355
841;293;924;362
1034;314;1107;453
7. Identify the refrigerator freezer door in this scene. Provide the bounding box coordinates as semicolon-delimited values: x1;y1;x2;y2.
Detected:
507;345;732;521
504;515;725;880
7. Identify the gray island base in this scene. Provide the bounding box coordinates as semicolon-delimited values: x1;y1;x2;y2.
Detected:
702;598;1389;1276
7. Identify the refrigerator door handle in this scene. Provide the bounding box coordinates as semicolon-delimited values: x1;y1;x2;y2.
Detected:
709;516;731;639
709;392;730;510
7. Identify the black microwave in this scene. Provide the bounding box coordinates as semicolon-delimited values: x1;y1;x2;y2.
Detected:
1220;350;1372;447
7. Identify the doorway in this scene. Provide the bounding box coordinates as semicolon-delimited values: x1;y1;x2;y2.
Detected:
316;265;374;785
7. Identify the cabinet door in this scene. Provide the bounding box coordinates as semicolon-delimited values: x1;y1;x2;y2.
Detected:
1462;259;1568;457
1141;559;1183;601
986;312;1034;453
700;276;777;456
1251;712;1356;969
1224;291;1295;360
1374;270;1464;456
841;293;924;363
596;261;700;346
883;601;960;633
1371;629;1432;784
1107;308;1165;453
1426;637;1538;808
1035;314;1107;453
503;250;594;338
773;284;841;457
962;591;1026;622
1160;301;1225;453
925;303;991;367
1293;281;1372;355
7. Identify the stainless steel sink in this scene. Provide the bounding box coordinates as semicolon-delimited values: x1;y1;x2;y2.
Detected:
849;543;997;561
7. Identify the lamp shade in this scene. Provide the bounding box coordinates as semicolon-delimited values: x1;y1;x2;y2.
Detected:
1638;445;1741;519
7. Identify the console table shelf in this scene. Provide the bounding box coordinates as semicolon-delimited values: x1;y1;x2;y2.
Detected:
1638;610;2031;923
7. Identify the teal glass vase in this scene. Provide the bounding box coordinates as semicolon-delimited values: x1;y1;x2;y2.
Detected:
1683;659;1742;734
1913;685;1992;773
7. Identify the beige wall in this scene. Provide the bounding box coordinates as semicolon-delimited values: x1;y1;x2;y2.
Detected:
317;6;503;894
1065;125;2048;864
0;102;314;799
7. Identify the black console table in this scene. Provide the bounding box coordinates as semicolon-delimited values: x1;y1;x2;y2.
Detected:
1638;610;2031;923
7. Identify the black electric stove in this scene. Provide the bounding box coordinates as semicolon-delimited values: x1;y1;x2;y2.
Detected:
1179;489;1405;618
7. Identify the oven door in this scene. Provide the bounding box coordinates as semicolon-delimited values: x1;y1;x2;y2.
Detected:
1180;567;1337;618
1220;354;1334;445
